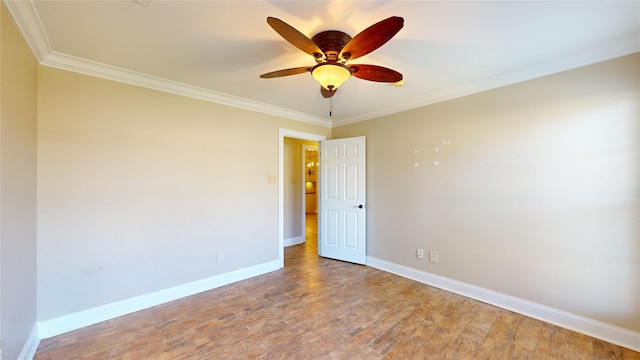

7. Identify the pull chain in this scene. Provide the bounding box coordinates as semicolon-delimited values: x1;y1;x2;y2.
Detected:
329;96;333;117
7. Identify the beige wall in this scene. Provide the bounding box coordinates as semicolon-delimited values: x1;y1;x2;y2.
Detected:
37;66;330;320
0;4;39;359
334;54;639;331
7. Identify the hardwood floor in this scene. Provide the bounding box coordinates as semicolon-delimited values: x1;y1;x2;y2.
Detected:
35;214;638;359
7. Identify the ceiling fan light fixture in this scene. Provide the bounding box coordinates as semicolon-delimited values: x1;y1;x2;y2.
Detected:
261;17;404;98
312;64;351;91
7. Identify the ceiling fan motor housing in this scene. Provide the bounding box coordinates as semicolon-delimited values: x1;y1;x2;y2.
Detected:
312;31;352;62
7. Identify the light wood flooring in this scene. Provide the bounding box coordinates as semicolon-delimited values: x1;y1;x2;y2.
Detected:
35;214;638;359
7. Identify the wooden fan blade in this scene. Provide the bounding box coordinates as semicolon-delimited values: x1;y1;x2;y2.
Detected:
267;17;324;57
320;86;337;98
350;64;403;83
339;17;403;61
260;67;312;78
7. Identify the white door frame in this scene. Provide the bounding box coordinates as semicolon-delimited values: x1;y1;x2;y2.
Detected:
278;129;327;268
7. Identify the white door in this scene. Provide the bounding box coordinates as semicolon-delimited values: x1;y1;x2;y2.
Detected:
319;136;366;264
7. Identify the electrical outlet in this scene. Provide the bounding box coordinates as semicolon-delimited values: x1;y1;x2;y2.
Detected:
429;251;439;264
217;252;224;263
417;248;424;259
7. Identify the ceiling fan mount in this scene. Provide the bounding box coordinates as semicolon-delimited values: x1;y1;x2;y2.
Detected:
260;16;404;99
311;30;352;62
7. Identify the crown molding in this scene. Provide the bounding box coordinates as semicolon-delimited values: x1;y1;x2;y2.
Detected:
331;33;640;127
41;51;332;128
3;0;332;128
5;1;638;129
3;0;51;61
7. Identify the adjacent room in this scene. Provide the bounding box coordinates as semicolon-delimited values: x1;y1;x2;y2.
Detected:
2;1;638;359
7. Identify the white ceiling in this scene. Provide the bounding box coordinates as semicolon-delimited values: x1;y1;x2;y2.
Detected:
6;1;640;127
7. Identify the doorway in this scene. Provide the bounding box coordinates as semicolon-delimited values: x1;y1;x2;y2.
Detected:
278;129;327;268
302;144;318;242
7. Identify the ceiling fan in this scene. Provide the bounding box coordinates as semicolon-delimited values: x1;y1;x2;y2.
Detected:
260;16;404;98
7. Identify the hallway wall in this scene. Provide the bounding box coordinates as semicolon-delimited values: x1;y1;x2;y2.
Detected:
283;138;318;243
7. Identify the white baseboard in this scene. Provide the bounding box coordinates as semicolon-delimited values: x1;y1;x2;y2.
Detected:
284;236;304;247
37;260;281;340
18;325;39;360
26;256;640;354
367;256;640;352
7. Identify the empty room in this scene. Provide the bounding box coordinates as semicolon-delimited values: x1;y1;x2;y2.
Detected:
2;1;639;359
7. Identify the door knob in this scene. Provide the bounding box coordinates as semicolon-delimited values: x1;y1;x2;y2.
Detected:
354;204;366;209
